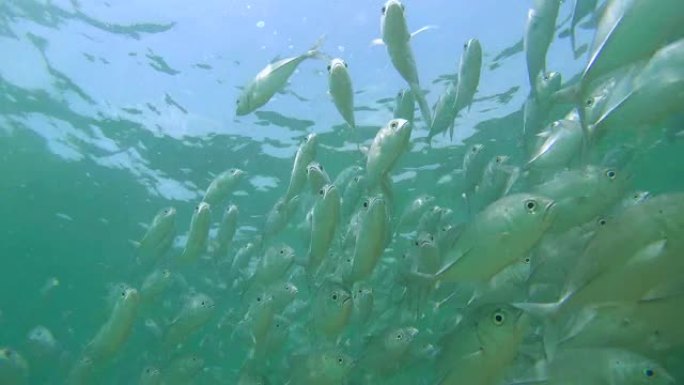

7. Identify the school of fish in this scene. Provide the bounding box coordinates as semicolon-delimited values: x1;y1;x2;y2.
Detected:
2;0;684;384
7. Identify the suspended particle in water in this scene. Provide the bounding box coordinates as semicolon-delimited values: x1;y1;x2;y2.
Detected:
256;20;265;28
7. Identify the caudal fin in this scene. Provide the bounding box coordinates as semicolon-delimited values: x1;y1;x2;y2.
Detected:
305;34;330;60
411;83;433;128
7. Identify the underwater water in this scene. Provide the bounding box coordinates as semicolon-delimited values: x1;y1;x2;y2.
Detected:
1;0;684;383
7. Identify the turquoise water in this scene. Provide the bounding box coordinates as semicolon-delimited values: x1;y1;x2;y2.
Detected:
2;0;684;384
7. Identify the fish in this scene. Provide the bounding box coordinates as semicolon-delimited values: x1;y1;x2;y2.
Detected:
202;168;245;206
437;193;556;283
177;202;211;264
349;196;389;283
452;38;483;119
328;58;355;129
84;287;140;363
437;304;530;385
469;155;517;214
524;0;561;90
25;325;59;359
308;184;341;275
366;118;413;191
161;355;204;385
288;348;354;384
0;347;29;385
527;118;583;171
163;292;215;348
393;89;415;123
213;204;239;257
306;162;331;195
135;207;176;265
264;196;300;241
138;366;162;385
140;268;173;304
236;36;326;116
357;326;419;376
313;280;353;338
377;0;434;127
284;133;318;203
428;82;458;143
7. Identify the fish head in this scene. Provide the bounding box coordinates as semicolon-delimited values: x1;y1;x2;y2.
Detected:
362;195;388;221
225;204;239;217
300;133;318;158
319;349;355;379
156;206;177;223
195;202;211;216
474;304;530;351
230;168;246;178
384;326;419;352
462;38;483;68
327;58;349;74
318;184;340;203
609;351;676;385
0;347;28;372
236;91;252;116
316;281;353;319
189;293;215;312
177;354;205;373
536;71;561;98
388;118;411;137
141;366;161;380
381;0;409;44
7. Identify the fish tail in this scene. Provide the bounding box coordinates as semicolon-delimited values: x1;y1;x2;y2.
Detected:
410;83;433;128
305;34;330;60
512;301;561;321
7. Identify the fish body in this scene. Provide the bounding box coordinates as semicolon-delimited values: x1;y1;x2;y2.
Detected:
284;133;318;203
328;58;355;128
308;184;341;274
380;0;433;127
178;202;211;263
453;38;483;114
393;89;415;123
214;204;239;257
236;37;325;115
524;0;561;89
366;118;413;191
313;281;353;338
203;168;245;206
164;293;215;348
136;207;176;265
350;196;389;283
84;287;140;363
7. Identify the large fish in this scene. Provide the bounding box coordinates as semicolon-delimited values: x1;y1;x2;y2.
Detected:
328;58;355;129
524;0;561;90
365;118;413;191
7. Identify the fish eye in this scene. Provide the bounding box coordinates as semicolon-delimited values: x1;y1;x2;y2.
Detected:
396;333;403;339
327;64;331;72
381;5;386;14
363;200;369;208
236;99;240;105
586;98;594;106
401;3;405;11
256;296;261;302
338;357;344;364
543;74;549;81
280;248;285;254
390;121;398;129
471;146;478;153
606;169;617;179
524;199;537;212
121;291;126;297
598;218;607;226
492;311;505;325
201;301;206;306
463;42;468;49
524;257;531;263
644;368;655;377
414;240;419;246
343;61;348;68
331;293;338;301
195;205;200;210
319;188;325;195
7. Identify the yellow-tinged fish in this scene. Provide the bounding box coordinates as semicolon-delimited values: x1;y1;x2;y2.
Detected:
236;37;325;116
452;39;483;117
357;326;419;376
161;354;204;385
164;292;215;348
308;184;340;275
313;280;353;338
328;58;355;129
202;168;245;206
365;118;413;191
437;193;556;283
288;348;354;385
377;0;433;127
393;89;415;123
349;196;389;283
284;133;318;203
177;202;211;264
135;207;176;265
140;268;173;304
84;287;139;363
0;347;28;385
213;204;238;257
437;304;530;385
306;162;331;195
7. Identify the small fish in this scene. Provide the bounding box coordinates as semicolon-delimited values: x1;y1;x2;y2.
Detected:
164;293;215;348
452;39;483;119
236;36;326;115
138;366;162;385
284;133;318;203
135;207;176;265
378;0;433;127
307;162;331;195
84;287;140;363
161;355;204;385
213;204;239;257
202;168;245;206
349;196;389;283
358;326;419;375
328;58;355;129
366;118;413;191
308;184;341;275
178;202;211;263
313;280;353;338
140;268;173;304
524;0;561;89
0;347;29;385
527;119;583;171
249;244;296;289
288;348;354;385
463;143;488;195
469;155;516;215
428;83;458;143
25;325;59;359
264;196;300;241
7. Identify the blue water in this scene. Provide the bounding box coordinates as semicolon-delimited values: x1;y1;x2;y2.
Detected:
2;0;684;384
